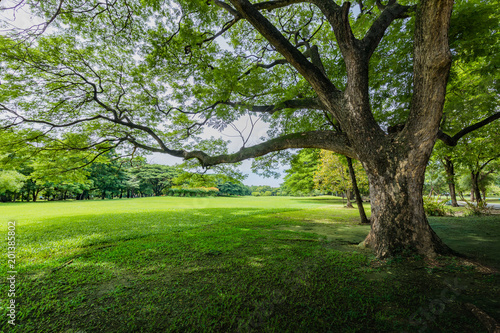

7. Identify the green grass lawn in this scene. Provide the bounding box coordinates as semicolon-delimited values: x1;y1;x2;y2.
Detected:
0;196;499;332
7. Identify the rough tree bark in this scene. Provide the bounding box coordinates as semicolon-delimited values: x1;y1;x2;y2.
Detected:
359;0;455;258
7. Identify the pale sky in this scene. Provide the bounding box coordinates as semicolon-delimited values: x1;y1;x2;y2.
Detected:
146;115;286;187
147;153;284;187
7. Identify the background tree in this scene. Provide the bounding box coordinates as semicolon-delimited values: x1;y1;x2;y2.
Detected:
424;157;449;198
432;143;460;206
88;159;128;199
1;0;499;257
314;151;368;208
454;130;500;203
172;172;251;196
0;130;104;201
217;181;251;196
131;164;179;196
0;170;26;202
282;149;320;196
249;185;280;196
434;0;500;204
346;156;369;224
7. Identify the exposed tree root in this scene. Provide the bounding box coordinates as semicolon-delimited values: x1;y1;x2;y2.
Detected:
465;303;500;333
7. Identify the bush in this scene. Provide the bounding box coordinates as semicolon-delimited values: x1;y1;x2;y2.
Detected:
423;197;452;216
463;200;492;216
166;187;219;197
251;192;261;196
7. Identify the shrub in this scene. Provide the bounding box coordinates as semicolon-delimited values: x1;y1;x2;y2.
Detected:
463;200;492;216
165;187;219;197
423;197;452;216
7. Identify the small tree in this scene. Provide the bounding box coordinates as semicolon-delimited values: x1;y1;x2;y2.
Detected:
314;151;368;209
0;170;26;202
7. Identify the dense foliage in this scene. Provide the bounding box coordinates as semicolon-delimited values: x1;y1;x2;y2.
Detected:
314;150;368;197
422;197;452;217
0;154;251;201
282;149;321;196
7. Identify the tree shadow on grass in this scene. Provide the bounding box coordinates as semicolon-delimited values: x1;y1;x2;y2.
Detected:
291;197;346;206
430;216;500;269
2;208;499;332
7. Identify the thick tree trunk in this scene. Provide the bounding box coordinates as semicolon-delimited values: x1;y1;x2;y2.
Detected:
223;0;454;259
362;152;455;258
346;156;370;224
360;0;454;258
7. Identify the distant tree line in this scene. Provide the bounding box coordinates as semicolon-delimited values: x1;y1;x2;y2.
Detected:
0;152;252;202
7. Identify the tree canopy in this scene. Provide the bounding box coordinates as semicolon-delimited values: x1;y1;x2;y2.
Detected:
1;0;497;164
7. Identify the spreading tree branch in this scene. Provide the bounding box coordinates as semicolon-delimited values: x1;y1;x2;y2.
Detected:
437;113;500;146
183;130;355;166
375;0;397;11
124;130;354;167
362;2;415;59
253;0;310;11
310;1;358;60
219;97;324;114
228;0;342;109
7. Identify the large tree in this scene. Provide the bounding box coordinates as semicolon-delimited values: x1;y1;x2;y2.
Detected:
131;164;179;196
1;0;499;258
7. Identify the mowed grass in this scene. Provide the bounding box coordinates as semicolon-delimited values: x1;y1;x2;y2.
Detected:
0;196;499;332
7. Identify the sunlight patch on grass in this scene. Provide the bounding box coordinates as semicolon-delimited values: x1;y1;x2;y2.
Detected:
0;196;498;332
